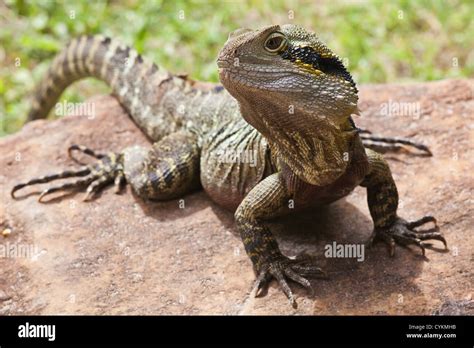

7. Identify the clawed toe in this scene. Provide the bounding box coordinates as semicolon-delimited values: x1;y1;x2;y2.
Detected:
372;216;447;257
11;167;91;200
11;146;124;202
38;176;94;202
253;256;326;307
68;144;105;163
406;215;437;229
360;134;433;156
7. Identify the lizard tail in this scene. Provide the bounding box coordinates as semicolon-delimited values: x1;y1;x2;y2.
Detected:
26;35;161;122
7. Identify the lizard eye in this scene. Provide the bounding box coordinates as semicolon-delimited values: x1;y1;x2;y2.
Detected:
264;32;287;53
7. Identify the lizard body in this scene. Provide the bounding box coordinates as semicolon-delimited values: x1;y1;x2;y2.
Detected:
12;25;446;306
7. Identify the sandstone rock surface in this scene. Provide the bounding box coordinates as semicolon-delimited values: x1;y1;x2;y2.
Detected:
0;79;472;315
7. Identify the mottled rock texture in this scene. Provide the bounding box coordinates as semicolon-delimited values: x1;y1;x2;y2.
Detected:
0;79;472;315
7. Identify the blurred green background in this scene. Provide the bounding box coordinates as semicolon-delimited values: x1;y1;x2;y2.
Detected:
0;0;473;136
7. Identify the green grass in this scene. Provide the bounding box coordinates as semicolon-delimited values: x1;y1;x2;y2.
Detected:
0;0;472;135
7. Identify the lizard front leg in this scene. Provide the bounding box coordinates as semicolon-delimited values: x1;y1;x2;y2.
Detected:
360;149;447;255
11;129;200;202
235;173;326;307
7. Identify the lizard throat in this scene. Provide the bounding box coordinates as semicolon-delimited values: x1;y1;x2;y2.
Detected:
237;97;357;186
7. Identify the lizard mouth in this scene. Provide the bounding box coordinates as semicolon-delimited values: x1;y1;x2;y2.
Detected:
217;66;233;84
217;58;238;83
216;58;231;69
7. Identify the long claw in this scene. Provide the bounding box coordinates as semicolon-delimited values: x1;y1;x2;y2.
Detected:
114;172;125;194
416;233;447;248
271;267;296;308
253;270;270;298
416;240;426;256
270;267;293;297
389;238;396;257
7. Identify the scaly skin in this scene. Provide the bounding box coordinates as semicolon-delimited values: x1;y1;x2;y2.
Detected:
12;25;446;307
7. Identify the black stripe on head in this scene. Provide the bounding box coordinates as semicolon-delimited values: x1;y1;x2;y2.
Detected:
318;56;357;92
280;45;357;92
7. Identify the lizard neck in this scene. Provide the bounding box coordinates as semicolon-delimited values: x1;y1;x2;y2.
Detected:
238;95;358;186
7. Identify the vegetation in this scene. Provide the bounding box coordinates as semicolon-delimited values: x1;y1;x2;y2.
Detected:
0;0;472;135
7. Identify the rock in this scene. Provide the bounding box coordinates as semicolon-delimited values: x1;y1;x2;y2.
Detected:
0;79;472;315
0;289;11;301
433;298;474;315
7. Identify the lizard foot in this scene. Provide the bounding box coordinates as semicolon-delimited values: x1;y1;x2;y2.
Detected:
11;144;125;202
368;216;447;257
254;255;327;308
359;130;432;156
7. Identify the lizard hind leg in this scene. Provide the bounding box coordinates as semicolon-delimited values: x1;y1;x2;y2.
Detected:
122;130;201;201
11;130;201;203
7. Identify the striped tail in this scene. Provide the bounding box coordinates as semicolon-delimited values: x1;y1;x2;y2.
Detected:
27;35;164;122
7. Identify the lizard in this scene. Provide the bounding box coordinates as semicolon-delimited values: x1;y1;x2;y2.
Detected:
11;24;447;307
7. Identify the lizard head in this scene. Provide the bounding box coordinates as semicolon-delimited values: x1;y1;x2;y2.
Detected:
217;24;360;186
